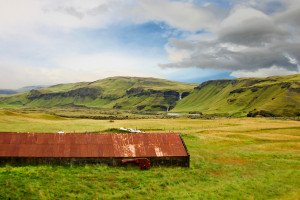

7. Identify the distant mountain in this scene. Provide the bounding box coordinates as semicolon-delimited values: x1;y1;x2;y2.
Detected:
0;89;18;95
0;85;46;96
16;85;46;93
0;75;299;116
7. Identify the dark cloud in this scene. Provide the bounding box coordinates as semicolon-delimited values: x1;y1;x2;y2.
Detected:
160;41;298;71
279;42;300;62
160;2;300;74
276;6;300;27
228;46;297;70
219;18;288;46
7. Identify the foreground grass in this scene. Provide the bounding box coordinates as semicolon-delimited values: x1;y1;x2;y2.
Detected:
0;110;300;199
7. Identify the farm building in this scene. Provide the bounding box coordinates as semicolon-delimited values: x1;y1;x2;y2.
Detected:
0;132;189;167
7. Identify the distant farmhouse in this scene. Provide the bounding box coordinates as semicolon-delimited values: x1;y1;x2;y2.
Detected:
0;132;189;167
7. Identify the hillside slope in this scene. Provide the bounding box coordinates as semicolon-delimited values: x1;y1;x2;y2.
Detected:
0;77;197;111
172;74;300;117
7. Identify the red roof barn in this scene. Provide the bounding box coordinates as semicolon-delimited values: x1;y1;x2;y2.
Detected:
0;132;189;167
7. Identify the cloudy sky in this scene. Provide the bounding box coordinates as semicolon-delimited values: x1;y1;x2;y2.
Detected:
0;0;300;89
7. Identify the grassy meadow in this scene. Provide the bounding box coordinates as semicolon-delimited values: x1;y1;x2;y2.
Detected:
0;108;300;199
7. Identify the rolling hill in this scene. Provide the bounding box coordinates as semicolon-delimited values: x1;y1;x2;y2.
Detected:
0;77;197;111
0;74;299;116
172;74;300;117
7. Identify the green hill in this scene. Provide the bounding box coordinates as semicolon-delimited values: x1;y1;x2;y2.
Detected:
1;74;300;116
172;74;300;117
0;77;197;111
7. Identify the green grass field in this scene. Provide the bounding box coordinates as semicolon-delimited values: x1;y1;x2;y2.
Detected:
0;109;300;199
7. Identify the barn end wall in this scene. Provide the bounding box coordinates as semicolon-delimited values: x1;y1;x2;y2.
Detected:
0;156;189;167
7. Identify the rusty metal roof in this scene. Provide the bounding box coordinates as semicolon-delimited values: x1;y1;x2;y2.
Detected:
0;132;188;158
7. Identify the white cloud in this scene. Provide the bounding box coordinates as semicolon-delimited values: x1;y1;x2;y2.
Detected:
55;52;166;80
164;44;190;62
0;0;171;88
56;53;139;71
220;6;269;29
125;0;219;31
0;0;126;39
0;52;165;89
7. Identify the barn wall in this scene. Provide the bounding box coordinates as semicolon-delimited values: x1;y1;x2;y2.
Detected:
0;156;189;167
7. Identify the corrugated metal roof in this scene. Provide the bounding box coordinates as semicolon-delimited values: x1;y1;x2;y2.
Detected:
0;132;188;158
